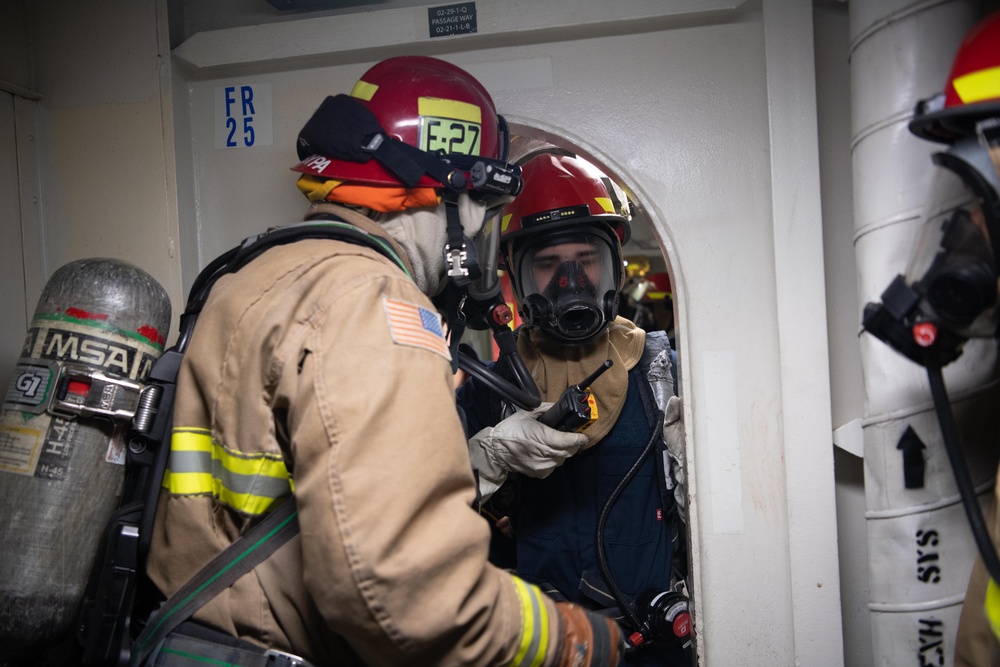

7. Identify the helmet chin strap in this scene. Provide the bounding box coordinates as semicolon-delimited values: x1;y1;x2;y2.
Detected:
442;189;481;288
438;188;481;371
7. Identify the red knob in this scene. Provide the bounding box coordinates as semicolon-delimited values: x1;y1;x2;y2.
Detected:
492;303;513;326
912;322;938;348
673;611;692;638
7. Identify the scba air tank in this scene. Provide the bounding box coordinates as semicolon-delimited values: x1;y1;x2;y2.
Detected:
0;258;170;659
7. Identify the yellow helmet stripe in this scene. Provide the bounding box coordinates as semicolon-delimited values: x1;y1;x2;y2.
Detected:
350;80;379;101
509;576;549;667
163;428;293;515
418;97;482;124
953;65;1000;105
594;197;615;214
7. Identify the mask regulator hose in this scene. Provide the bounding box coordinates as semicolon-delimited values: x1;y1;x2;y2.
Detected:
595;410;692;652
456;295;541;411
595;412;661;642
926;364;1000;587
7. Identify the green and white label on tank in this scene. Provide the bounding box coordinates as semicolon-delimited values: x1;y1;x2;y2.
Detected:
0;319;161;479
3;359;57;412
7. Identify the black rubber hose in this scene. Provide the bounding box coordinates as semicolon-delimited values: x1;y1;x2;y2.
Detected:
926;364;1000;586
458;351;541;411
595;411;665;637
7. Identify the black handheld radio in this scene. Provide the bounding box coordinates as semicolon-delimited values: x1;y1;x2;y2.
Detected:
538;359;613;432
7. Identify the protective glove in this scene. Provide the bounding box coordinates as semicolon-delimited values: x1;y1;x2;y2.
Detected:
468;403;588;500
553;601;623;667
662;395;687;523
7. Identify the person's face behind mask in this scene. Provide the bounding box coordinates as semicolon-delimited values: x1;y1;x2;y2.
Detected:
530;241;605;292
516;233;619;343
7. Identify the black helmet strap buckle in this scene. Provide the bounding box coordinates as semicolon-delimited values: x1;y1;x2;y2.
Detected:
442;188;481;287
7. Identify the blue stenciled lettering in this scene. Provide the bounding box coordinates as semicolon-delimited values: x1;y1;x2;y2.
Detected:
243;116;255;147
241;86;255;146
225;86;237;118
241;86;255;115
223;85;256;148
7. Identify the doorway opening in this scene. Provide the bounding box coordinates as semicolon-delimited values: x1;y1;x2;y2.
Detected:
460;121;695;661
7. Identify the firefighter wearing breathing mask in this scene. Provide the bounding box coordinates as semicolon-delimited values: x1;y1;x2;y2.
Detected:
140;57;623;667
860;10;1000;666
459;153;690;666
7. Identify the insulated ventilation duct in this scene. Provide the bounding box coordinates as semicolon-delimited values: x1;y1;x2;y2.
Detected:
851;0;999;663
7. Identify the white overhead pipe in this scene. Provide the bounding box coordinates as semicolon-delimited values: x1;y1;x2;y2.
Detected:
850;0;999;663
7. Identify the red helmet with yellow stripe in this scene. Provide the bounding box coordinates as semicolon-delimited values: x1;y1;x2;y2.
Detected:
292;55;510;188
499;153;633;344
879;9;1000;352
909;10;1000;144
500;153;631;250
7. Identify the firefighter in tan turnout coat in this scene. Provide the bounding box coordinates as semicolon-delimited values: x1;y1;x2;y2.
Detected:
141;56;623;667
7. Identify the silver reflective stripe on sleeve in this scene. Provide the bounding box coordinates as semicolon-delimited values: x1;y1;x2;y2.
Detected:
162;427;292;515
510;576;551;667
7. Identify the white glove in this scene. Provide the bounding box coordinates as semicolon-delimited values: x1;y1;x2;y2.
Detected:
662;395;687;522
469;403;588;500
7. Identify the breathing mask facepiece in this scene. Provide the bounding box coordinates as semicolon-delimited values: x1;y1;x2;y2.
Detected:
515;231;621;345
863;124;1000;368
432;160;543;412
437;189;544;412
462;204;505;304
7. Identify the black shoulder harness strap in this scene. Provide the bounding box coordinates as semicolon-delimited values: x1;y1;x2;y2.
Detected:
80;219;402;667
129;500;300;666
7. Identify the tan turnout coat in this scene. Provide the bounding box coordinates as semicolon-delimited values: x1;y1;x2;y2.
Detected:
146;209;560;666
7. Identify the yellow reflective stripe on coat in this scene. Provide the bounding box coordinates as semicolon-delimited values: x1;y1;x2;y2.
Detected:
163;428;293;515
986;577;1000;640
510;576;550;667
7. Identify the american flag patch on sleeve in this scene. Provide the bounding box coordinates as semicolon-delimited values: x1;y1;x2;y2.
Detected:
382;297;451;361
